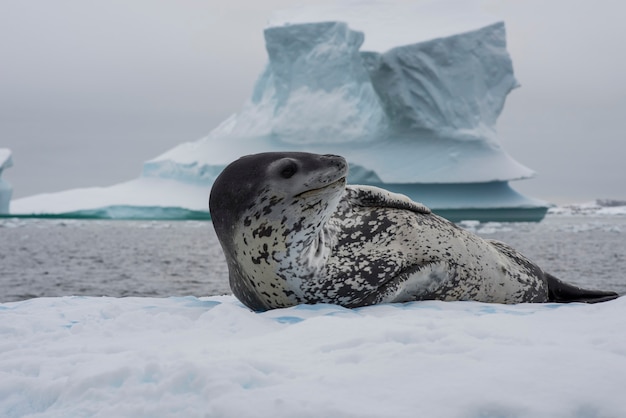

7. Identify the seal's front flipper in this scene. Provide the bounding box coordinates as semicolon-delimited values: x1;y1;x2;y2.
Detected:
546;273;619;303
346;185;431;214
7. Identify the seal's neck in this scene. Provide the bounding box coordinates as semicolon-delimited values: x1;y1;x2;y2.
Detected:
225;182;346;309
235;196;338;303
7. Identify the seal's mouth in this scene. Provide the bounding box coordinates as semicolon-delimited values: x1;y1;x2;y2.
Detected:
295;176;346;198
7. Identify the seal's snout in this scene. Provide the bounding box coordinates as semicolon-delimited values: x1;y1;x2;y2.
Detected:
321;153;348;177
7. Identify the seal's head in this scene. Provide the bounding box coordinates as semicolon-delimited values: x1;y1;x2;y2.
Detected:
209;152;348;310
210;152;347;236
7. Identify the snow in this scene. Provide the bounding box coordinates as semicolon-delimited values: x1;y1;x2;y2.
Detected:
9;1;545;217
2;295;625;417
0;148;13;214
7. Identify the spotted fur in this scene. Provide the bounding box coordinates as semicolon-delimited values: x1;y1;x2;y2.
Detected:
209;152;618;311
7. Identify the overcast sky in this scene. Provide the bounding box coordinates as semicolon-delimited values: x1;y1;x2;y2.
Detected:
1;0;625;204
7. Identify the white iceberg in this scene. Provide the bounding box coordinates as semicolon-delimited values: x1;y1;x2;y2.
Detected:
10;3;548;221
0;149;13;214
147;21;531;181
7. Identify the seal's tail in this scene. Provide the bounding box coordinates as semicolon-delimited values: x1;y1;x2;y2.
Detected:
546;273;619;303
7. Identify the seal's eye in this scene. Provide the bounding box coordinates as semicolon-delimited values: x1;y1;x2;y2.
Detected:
280;160;298;179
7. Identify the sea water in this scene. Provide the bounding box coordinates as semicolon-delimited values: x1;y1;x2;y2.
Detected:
1;215;625;302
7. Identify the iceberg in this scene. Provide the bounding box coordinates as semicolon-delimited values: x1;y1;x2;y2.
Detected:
0;149;13;214
10;3;549;221
146;21;533;183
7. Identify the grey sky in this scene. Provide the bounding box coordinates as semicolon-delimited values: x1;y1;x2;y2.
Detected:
1;0;625;204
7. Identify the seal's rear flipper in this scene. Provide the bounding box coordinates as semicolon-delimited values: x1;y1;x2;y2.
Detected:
546;274;619;303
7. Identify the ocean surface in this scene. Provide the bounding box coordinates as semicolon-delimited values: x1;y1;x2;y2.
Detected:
1;215;625;303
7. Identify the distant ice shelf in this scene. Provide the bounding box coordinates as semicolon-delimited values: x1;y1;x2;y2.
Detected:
9;2;549;222
548;200;626;217
9;177;212;220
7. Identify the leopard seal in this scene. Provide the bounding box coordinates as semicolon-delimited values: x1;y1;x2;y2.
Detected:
209;152;618;311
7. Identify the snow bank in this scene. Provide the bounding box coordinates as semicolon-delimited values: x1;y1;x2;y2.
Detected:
0;148;13;214
2;295;625;417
